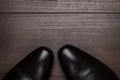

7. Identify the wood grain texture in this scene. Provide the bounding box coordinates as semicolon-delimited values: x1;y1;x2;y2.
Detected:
0;14;120;80
0;0;120;79
0;0;120;12
0;14;120;29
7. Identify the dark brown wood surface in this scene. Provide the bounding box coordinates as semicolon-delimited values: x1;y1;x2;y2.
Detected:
0;0;120;12
0;0;120;80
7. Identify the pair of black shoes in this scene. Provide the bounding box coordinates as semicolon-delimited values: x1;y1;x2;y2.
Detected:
2;45;119;80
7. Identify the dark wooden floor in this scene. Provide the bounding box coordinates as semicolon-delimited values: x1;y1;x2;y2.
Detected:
0;0;120;80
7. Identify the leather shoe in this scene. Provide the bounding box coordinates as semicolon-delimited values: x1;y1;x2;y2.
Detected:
2;46;54;80
58;45;119;80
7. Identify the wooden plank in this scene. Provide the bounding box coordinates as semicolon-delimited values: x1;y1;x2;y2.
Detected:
0;14;120;29
0;14;120;79
0;0;120;12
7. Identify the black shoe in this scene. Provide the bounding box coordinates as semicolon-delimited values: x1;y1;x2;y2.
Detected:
58;45;119;80
2;47;54;80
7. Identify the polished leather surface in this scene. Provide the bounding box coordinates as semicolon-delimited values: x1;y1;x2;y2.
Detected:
58;45;119;80
2;47;54;80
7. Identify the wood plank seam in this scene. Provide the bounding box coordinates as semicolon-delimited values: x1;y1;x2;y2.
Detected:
0;12;120;14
